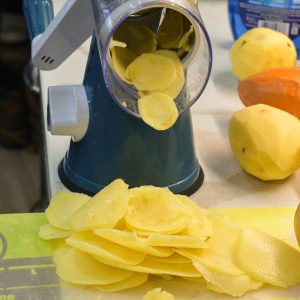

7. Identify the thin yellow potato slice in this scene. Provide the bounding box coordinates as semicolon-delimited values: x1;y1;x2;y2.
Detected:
109;39;126;49
94;228;174;257
151;50;185;99
39;224;72;240
66;231;146;265
157;10;184;49
69;179;129;231
45;190;90;230
56;247;133;285
126;54;177;91
178;26;194;51
143;287;174;300
147;253;190;264
53;243;72;265
177;215;244;276
175;194;212;239
147;234;208;249
138;93;179;130
125;186;188;233
114;22;156;56
93;255;201;277
111;46;137;84
94;272;148;292
193;260;263;297
238;227;300;288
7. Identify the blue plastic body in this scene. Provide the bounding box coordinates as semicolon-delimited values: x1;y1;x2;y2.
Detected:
23;0;204;195
228;0;300;58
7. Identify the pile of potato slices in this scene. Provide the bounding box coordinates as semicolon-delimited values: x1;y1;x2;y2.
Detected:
39;179;300;298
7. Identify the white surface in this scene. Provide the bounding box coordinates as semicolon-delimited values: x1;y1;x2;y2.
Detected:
42;0;300;208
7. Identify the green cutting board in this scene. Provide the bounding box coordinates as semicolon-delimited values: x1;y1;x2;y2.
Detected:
0;209;299;300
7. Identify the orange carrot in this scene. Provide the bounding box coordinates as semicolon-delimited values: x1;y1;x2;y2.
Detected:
238;67;300;118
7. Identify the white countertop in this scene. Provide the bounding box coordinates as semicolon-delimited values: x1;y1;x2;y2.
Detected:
38;1;300;299
41;0;300;209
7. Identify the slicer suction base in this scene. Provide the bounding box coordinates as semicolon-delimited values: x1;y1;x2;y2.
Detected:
58;160;204;197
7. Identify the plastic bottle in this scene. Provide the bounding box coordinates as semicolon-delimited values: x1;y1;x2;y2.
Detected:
228;0;300;57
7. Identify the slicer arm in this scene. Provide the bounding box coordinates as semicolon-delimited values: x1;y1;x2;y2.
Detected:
31;0;94;71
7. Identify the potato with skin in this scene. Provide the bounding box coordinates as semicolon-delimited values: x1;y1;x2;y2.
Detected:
228;104;300;180
230;28;297;80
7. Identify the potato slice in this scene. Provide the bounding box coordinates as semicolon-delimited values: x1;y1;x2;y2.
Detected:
147;253;190;264
94;272;148;292
114;22;156;56
126;54;177;91
138;93;179;130
94;228;174;257
177;215;244;276
178;26;194;51
143;287;174;300
66;231;146;265
157;10;184;49
147;234;208;249
238;227;300;288
111;46;137;84
193;260;263;297
151;50;185;99
53;243;72;264
45;190;90;230
125;186;188;233
93;255;201;277
55;247;133;285
69;179;129;231
39;224;72;240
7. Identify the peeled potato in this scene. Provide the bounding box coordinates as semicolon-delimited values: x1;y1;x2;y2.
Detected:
55;247;134;285
151;50;185;98
230;27;297;80
238;227;300;288
125;186;188;233
157;10;184;49
94;228;174;257
126;54;177;91
147;234;208;249
66;231;146;265
138;93;179;130
69;179;129;231
45;190;90;230
143;287;174;300
94;272;148;292
114;22;156;56
228;104;300;180
111;46;137;84
193;261;263;297
39;224;72;240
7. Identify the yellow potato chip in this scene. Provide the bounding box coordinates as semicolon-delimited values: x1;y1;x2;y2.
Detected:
193;260;263;297
93;255;201;277
114;22;156;56
151;50;185;99
94;228;174;257
177;215;244;276
126;54;177;91
238;227;300;288
66;231;146;265
125;186;188;233
45;189;90;230
55;247;134;285
157;10;184;49
147;234;208;249
39;224;72;240
138;93;179;130
94;272;148;292
143;287;174;300
69;179;129;231
111;46;137;84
